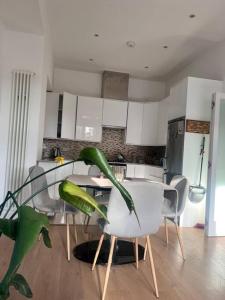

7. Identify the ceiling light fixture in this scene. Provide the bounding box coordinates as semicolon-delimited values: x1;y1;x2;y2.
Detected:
144;66;150;69
126;41;136;48
163;45;168;49
94;33;99;37
89;58;94;62
189;14;196;18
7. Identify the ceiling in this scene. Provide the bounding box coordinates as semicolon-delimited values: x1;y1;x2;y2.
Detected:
0;0;43;35
2;0;225;80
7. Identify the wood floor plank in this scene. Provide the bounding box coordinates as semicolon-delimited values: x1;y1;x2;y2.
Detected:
0;225;224;299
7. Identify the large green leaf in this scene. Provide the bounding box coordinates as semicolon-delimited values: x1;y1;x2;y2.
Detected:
10;274;32;298
0;219;17;240
78;147;134;213
0;206;50;299
59;180;108;221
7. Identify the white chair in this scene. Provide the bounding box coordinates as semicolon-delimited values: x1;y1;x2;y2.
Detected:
162;175;188;260
84;165;110;231
29;165;78;261
92;181;164;299
144;175;188;261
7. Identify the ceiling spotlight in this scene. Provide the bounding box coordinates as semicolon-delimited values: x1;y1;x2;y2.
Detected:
163;45;168;49
189;14;196;18
89;58;94;62
126;41;136;48
94;33;99;37
144;66;150;69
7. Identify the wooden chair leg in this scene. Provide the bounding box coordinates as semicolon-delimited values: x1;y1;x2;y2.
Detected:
175;223;185;260
102;236;116;300
85;216;91;233
165;217;169;245
92;234;105;271
66;214;71;261
135;238;139;269
143;241;147;261
146;236;159;298
73;214;78;244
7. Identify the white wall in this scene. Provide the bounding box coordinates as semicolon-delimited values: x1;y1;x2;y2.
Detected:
53;67;166;101
0;29;47;201
166;39;225;92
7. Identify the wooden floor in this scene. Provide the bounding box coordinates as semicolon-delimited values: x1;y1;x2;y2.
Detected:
1;224;225;300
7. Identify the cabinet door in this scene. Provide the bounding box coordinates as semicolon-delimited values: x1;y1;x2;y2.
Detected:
44;92;59;138
126;164;135;178
103;99;128;127
157;98;169;146
134;164;146;178
141;102;159;146
73;161;90;175
76;96;103;142
61;92;77;140
145;165;163;182
126;102;143;145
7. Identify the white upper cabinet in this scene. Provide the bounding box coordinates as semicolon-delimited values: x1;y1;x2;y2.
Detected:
76;96;103;142
102;99;128;127
141;102;159;145
61;92;77;139
44;92;59;138
126;101;159;146
126;102;144;145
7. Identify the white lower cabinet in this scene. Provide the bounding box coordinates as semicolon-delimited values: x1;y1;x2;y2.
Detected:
126;163;163;182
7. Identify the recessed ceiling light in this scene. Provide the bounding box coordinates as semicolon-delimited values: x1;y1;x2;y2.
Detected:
89;58;94;62
126;41;136;48
94;33;99;37
144;66;150;69
163;45;168;49
189;14;196;18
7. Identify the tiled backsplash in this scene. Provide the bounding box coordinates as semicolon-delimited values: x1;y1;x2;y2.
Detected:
43;128;165;166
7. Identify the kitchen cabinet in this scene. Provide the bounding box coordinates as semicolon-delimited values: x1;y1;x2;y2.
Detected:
126;102;143;145
141;102;159;145
61;92;77;139
126;163;163;182
102;99;128;127
73;161;90;175
76;96;103;142
44;92;60;138
126;101;159;146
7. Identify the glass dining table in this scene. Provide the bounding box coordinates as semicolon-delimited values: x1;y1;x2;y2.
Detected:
67;174;176;266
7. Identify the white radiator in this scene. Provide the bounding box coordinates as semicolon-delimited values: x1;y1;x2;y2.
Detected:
5;70;34;203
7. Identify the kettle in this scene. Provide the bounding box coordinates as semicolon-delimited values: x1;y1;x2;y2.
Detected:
51;147;62;158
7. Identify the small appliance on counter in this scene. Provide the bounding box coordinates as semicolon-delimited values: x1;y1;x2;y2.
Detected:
51;147;62;159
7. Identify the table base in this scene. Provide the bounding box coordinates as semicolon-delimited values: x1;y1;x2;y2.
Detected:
73;240;145;265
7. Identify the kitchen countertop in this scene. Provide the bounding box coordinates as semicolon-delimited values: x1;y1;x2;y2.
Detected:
39;159;163;168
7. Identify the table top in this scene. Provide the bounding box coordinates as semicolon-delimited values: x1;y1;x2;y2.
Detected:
67;175;176;191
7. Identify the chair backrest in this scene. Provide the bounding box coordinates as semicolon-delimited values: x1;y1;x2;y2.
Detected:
170;175;188;216
103;181;164;238
88;165;101;177
29;165;51;210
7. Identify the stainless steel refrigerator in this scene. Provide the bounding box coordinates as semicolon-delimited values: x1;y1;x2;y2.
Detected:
165;117;185;184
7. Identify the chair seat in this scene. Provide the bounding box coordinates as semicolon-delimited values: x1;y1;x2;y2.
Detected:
36;198;64;214
162;196;176;218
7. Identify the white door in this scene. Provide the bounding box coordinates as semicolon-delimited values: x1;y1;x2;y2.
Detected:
76;96;103;142
61;92;77;140
102;99;128;127
126;102;143;145
44;92;59;138
206;92;225;236
141;102;159;145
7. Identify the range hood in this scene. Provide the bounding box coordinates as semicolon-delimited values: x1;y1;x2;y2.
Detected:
101;71;129;100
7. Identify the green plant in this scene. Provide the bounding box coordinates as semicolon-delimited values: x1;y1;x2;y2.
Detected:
0;147;135;299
